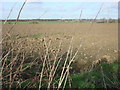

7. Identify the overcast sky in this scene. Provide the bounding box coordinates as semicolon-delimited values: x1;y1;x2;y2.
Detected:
0;1;118;19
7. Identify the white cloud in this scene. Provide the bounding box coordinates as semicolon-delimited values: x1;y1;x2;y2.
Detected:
0;0;119;2
102;2;118;9
0;0;40;3
27;0;41;2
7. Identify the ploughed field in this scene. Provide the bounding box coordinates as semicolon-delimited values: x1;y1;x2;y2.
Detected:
2;23;118;68
2;23;119;88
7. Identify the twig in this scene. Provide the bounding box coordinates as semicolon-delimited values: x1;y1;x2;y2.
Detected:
58;42;80;89
39;38;49;89
59;37;73;83
101;66;107;88
47;40;62;89
79;9;82;22
63;70;69;89
89;3;104;31
7;0;28;36
3;2;18;24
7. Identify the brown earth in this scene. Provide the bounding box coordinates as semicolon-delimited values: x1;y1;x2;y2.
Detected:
2;23;118;70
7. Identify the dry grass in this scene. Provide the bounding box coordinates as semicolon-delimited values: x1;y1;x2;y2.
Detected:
1;0;119;88
2;36;81;88
1;22;118;88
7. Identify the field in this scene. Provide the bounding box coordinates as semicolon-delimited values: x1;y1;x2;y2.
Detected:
1;22;119;88
2;23;118;63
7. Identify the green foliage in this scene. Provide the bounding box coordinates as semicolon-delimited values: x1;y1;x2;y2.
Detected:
2;53;119;88
69;61;119;88
5;33;43;41
30;33;42;38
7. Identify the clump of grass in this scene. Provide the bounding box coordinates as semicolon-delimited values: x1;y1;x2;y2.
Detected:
4;33;43;40
69;61;119;88
2;37;81;88
30;33;42;38
2;36;119;89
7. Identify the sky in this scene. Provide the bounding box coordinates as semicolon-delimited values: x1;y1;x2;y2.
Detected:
0;1;118;19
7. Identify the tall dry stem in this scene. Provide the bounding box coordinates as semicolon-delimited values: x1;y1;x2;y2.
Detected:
39;38;49;89
59;37;73;83
3;2;17;24
7;0;28;36
58;43;80;89
47;40;62;88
